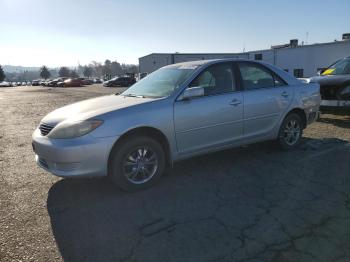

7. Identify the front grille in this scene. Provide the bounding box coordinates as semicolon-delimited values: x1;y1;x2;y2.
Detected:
39;123;55;136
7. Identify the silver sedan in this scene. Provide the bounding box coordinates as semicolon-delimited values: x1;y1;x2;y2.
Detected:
32;59;321;191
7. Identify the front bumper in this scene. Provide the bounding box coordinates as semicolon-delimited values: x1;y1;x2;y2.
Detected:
32;128;119;178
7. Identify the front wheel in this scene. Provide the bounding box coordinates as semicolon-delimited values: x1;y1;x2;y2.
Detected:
109;136;165;191
277;113;303;150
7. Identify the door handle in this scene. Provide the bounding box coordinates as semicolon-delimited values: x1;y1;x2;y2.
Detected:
281;92;289;98
229;99;242;106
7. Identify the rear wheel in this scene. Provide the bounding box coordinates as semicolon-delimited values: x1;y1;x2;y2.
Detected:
278;113;303;150
109;136;165;191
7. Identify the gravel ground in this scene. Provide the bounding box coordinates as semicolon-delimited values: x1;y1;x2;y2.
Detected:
1;85;350;262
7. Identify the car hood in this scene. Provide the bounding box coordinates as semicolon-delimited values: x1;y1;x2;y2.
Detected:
310;74;350;87
41;95;156;125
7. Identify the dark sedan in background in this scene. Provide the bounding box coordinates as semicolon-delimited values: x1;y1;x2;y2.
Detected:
47;78;69;87
32;80;41;86
103;76;136;87
310;56;350;101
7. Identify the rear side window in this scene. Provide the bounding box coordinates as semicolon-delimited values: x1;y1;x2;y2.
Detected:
238;62;286;90
294;69;304;78
189;63;236;96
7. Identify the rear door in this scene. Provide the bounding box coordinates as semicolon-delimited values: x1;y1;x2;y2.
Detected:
237;62;293;138
174;62;244;154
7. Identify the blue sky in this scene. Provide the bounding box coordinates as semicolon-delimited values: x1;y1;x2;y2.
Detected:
0;0;349;67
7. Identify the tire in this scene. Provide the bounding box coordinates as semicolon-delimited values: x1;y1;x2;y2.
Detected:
277;113;303;150
108;136;166;191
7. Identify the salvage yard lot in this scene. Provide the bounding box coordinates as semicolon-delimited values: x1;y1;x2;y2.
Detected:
1;85;350;261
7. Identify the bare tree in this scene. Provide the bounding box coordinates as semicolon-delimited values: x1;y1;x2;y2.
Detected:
90;61;103;78
0;65;5;82
102;59;112;77
58;67;70;77
121;64;139;74
83;66;93;78
40;66;51;79
69;70;79;78
111;61;123;76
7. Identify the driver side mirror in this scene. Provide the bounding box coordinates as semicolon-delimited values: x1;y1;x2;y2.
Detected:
181;86;204;100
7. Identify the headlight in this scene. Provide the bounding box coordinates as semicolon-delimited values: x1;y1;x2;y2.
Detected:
48;119;103;139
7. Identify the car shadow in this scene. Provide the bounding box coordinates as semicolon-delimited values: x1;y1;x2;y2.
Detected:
47;137;350;262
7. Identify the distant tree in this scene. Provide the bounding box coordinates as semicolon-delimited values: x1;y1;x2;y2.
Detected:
40;66;51;79
111;61;123;76
77;64;84;76
83;66;93;78
102;59;112;76
69;70;79;78
90;61;103;77
58;67;70;77
104;59;111;67
121;64;138;74
0;65;5;81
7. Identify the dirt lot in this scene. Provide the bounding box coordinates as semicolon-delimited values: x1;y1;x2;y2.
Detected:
1;85;350;262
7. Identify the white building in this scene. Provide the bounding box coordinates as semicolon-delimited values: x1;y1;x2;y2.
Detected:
139;35;350;78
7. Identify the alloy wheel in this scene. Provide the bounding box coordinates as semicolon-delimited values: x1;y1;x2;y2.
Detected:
123;147;158;184
283;119;301;146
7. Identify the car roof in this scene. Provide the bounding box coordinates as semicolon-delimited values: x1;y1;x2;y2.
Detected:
165;58;301;86
164;58;253;69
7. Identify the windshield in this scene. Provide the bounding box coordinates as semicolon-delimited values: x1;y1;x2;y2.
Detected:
322;58;350;76
122;67;195;98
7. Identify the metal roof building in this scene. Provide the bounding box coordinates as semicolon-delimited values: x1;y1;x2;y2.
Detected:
139;34;350;78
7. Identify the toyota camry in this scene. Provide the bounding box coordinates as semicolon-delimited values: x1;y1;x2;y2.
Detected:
32;59;321;191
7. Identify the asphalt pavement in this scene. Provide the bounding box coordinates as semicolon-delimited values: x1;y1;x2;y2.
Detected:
1;85;350;262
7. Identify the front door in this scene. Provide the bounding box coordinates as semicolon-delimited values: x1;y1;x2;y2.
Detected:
174;62;244;154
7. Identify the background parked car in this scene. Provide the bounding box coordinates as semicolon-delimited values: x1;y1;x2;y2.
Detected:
93;78;103;84
139;72;148;80
103;76;136;87
310;56;350;101
41;80;47;86
47;78;69;87
0;81;12;87
60;78;84;87
40;80;48;86
32;80;40;86
78;78;93;85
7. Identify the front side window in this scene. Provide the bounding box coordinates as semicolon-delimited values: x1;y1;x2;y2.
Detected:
322;58;350;75
239;63;276;90
294;69;304;78
189;63;235;96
